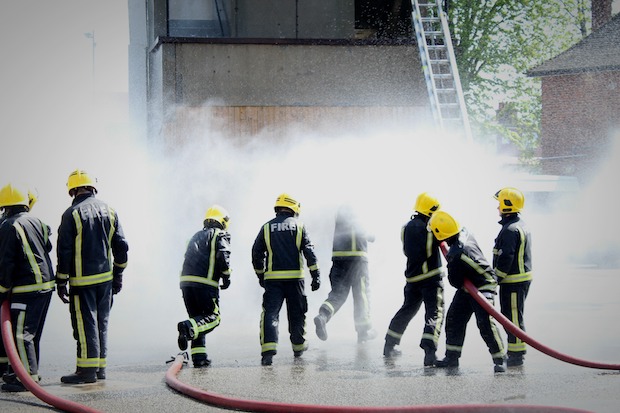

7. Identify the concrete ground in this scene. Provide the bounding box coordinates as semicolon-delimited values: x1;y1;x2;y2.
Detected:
2;269;619;412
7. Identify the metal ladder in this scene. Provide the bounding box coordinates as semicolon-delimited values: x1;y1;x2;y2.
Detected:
411;0;472;140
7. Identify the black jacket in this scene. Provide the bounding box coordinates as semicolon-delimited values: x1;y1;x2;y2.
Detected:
180;223;231;289
446;228;497;293
493;214;532;284
252;211;319;281
402;213;443;284
331;208;374;262
0;210;54;297
56;193;128;288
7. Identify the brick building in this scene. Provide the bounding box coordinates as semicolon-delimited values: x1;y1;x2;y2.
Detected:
527;12;620;183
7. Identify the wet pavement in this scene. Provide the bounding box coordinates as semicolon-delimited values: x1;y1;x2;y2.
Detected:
1;333;619;413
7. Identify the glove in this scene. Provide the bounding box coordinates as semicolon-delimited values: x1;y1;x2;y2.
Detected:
220;277;231;290
310;269;321;291
257;273;265;288
112;273;123;295
57;283;70;304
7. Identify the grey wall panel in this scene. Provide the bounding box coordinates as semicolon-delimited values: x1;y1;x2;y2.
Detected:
171;43;425;107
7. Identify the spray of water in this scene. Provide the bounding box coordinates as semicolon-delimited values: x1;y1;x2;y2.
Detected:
2;95;619;366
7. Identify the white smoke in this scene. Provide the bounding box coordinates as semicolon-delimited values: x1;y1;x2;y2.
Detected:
4;95;615;366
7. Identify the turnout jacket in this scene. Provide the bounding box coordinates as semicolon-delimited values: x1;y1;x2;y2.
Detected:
331;208;374;262
402;213;443;284
493;214;532;284
0;210;54;297
56;193;129;288
180;223;231;289
445;228;497;294
252;211;319;280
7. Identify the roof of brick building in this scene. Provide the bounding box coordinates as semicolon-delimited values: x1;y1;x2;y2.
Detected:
527;12;620;77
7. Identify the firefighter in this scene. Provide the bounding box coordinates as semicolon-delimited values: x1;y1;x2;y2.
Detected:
251;193;321;366
428;210;506;373
176;205;232;367
383;192;444;366
313;204;376;344
493;187;532;367
0;190;40;382
56;169;129;384
0;184;54;392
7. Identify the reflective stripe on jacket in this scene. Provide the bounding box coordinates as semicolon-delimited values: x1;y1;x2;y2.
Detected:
493;214;532;284
402;214;443;284
0;211;55;295
56;193;128;288
252;212;318;281
446;228;497;293
331;208;373;261
180;225;232;289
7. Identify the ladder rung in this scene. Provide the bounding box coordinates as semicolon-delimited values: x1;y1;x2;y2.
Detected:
421;17;440;22
433;74;453;79
436;88;457;93
424;31;443;35
430;59;450;64
427;45;447;50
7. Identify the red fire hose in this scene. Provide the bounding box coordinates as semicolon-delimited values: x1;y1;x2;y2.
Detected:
1;300;103;413
165;353;591;412
439;242;620;371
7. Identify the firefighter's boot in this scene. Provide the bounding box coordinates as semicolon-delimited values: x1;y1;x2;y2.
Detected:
493;357;506;373
96;368;106;380
314;314;328;341
507;353;524;367
383;341;402;358
61;367;97;384
1;379;27;392
423;348;437;367
294;342;309;358
177;321;193;351
435;355;459;368
358;328;377;343
193;356;211;368
261;351;275;366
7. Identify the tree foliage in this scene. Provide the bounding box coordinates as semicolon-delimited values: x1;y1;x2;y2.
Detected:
447;0;590;166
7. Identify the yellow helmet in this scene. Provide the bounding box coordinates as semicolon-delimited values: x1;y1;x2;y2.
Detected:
494;187;524;213
0;184;29;208
414;192;441;217
204;204;230;230
67;169;97;195
427;210;461;241
274;193;301;215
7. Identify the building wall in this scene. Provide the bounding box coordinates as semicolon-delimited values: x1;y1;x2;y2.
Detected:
540;70;620;180
148;41;429;142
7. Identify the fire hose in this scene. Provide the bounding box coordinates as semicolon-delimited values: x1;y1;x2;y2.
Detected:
438;242;620;371
1;300;103;413
165;353;591;413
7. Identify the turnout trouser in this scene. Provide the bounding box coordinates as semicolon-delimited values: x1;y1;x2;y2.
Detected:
261;279;307;355
6;291;52;378
444;289;504;360
499;281;530;355
386;280;444;351
181;286;221;363
70;282;112;370
318;259;372;333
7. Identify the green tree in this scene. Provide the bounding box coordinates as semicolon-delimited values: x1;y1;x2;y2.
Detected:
447;0;590;167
